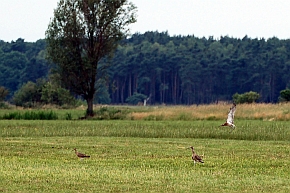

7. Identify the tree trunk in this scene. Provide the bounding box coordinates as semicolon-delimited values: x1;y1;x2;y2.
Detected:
86;97;94;117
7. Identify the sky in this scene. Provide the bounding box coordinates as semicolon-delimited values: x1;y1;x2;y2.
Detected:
1;0;290;42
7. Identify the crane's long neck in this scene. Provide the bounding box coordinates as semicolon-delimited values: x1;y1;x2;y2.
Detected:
191;148;195;155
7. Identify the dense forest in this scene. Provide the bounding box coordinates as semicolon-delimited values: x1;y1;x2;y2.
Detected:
109;31;290;104
0;38;49;97
0;31;290;105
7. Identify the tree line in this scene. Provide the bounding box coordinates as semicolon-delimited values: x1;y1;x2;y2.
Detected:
108;31;290;104
0;31;290;106
0;38;49;98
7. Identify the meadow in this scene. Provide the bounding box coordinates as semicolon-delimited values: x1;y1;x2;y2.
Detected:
0;104;290;192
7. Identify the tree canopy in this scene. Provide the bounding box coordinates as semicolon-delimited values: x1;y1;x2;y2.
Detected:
107;32;290;104
0;38;49;98
1;32;290;106
45;0;137;116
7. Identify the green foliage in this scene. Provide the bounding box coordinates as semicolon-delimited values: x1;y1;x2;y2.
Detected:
93;107;128;120
233;91;260;104
126;92;147;105
13;79;77;108
108;34;290;104
3;32;290;105
279;89;290;102
41;82;77;106
65;113;72;120
1;110;58;120
13;81;41;107
94;79;111;104
45;0;137;116
0;102;10;109
0;51;28;93
0;39;49;96
0;86;9;101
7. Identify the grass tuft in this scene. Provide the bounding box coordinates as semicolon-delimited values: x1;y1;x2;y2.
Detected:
1;110;58;120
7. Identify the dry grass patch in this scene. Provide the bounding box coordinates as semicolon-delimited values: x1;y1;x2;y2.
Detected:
1;103;290;121
129;103;290;121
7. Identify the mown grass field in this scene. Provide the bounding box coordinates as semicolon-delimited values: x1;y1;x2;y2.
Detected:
0;104;290;192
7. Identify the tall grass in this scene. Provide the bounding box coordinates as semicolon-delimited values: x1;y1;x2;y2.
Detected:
1;103;290;121
1;120;290;141
1;110;58;120
129;103;290;121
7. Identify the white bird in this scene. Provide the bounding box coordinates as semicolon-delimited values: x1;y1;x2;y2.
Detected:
220;103;236;131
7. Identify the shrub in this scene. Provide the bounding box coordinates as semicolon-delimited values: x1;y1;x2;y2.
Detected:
233;91;260;104
279;89;290;102
0;86;9;101
1;111;58;120
126;92;147;105
93;107;128;120
13;81;41;107
41;82;77;106
0;102;10;109
13;79;78;108
65;113;72;120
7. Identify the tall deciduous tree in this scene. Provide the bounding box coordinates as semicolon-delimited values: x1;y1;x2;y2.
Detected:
45;0;137;116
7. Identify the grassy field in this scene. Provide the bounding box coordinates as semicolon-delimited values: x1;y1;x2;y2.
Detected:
0;116;290;192
1;103;290;121
0;104;290;192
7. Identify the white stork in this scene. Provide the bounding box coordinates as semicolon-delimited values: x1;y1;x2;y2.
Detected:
220;103;236;131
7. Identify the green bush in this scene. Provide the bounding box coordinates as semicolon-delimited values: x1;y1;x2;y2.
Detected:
0;86;9;101
65;113;72;120
0;102;10;109
41;82;77;106
279;89;290;102
233;91;260;104
93;107;128;120
126;92;147;105
1;111;58;120
13;81;41;107
12;79;78;108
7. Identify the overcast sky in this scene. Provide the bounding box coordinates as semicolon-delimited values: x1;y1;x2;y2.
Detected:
1;0;290;42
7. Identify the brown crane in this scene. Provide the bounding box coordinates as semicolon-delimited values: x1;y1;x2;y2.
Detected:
73;148;90;160
189;146;204;165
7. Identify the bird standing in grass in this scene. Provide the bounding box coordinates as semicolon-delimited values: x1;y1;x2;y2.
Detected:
73;148;90;160
220;103;237;131
189;146;204;165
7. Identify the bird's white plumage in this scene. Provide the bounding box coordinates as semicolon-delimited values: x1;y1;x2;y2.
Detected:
226;104;236;125
220;103;237;130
